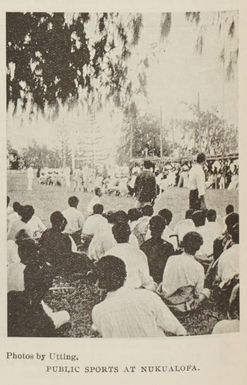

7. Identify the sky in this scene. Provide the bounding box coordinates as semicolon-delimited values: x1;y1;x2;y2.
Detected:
7;11;238;155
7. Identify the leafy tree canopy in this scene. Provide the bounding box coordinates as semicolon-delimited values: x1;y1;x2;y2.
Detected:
6;12;143;115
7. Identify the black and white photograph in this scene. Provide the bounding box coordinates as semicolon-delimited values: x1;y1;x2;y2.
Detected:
6;11;239;338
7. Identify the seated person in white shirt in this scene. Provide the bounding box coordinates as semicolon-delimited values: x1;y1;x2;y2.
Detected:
82;204;107;249
217;223;239;288
24;205;47;239
62;196;84;245
192;210;215;263
106;222;156;290
92;256;186;338
8;229;41;293
7;240;26;293
161;232;210;308
212;283;239;334
88;210;138;261
7;201;22;232
7;205;33;241
87;187;102;216
128;208;142;232
133;205;153;246
205;209;222;239
7;240;19;266
173;209;195;246
88;210;116;261
158;208;177;250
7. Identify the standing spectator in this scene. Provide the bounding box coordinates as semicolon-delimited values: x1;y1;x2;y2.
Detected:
188;153;206;210
27;164;34;191
64;166;71;188
72;168;83;191
36;166;41;179
134;160;157;208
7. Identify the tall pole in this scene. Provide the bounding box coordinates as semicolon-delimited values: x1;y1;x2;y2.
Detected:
91;111;95;172
171;118;175;156
222;40;226;158
160;105;163;158
71;141;75;171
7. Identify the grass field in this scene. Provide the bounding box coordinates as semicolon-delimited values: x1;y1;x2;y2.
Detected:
7;171;239;338
7;171;238;228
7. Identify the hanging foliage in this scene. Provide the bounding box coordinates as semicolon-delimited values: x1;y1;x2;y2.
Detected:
160;13;172;41
6;12;144;116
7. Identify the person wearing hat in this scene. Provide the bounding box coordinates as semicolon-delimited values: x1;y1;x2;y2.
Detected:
188;153;207;210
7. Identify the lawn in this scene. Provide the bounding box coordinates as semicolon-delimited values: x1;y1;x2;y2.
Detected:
7;170;239;338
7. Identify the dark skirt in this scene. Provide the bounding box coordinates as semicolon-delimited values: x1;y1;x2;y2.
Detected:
189;189;201;210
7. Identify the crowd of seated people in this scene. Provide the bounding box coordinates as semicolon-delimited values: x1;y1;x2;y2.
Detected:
7;194;239;337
